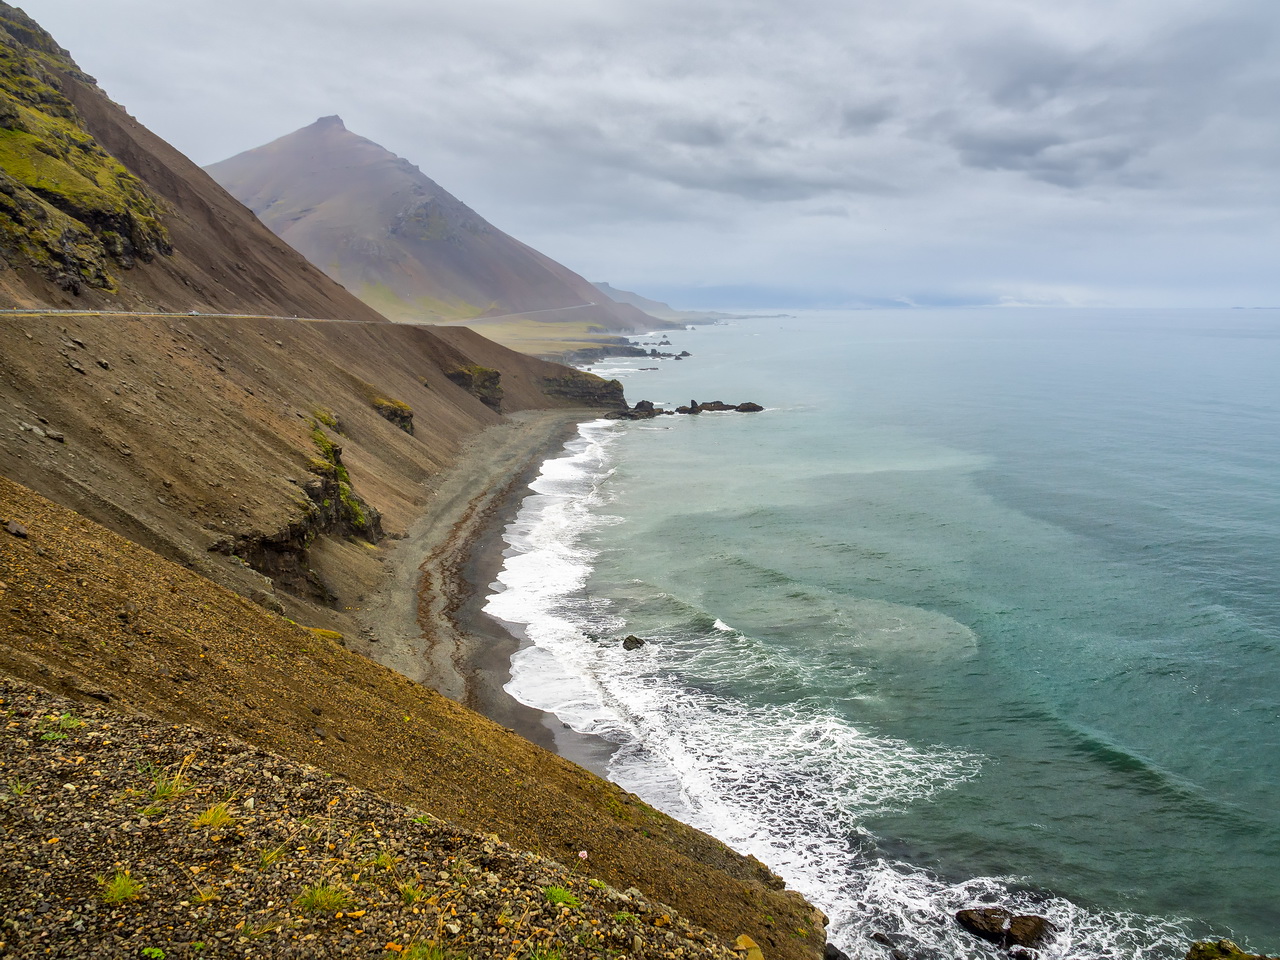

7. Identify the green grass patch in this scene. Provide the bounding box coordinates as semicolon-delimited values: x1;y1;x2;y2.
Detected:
543;886;581;908
294;882;354;914
97;869;141;904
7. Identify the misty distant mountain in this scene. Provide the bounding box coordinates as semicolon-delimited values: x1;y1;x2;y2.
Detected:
207;117;659;332
591;282;735;323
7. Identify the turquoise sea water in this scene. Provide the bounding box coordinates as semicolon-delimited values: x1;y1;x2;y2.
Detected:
485;309;1280;959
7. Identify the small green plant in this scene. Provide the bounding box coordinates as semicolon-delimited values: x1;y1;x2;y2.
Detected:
192;944;206;953
613;911;639;924
525;948;565;960
411;813;434;825
259;842;288;870
294;882;353;913
398;881;428;904
192;801;236;829
39;712;83;741
98;868;141;903
543;886;581;908
141;948;166;959
7;776;30;797
245;917;285;939
398;944;449;960
193;884;218;904
366;850;400;872
139;803;164;819
588;878;606;889
138;755;193;804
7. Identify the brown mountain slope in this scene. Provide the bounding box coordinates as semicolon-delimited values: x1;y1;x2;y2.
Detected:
0;476;827;960
0;3;628;632
0;311;621;638
0;2;389;321
204;116;665;333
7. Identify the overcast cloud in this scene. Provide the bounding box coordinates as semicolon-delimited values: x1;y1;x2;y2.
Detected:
20;0;1280;307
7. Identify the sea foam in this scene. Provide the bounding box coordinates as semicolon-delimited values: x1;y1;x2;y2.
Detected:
487;420;1196;960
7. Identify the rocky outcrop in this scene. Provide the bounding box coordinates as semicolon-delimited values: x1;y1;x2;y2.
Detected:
536;371;626;409
622;635;647;651
561;340;651;364
1187;941;1280;960
955;908;1056;956
446;364;504;411
371;396;414;434
606;398;765;420
209;427;382;603
0;7;172;293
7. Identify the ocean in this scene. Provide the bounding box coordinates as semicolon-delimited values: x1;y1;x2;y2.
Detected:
483;308;1280;959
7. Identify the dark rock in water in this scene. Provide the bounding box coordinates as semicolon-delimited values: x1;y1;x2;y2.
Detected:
824;942;852;960
605;400;665;421
622;635;646;651
700;400;734;411
736;402;764;413
955;907;1056;952
1187;941;1280;960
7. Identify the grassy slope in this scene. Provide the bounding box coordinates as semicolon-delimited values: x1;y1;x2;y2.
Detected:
0;476;828;960
0;5;169;293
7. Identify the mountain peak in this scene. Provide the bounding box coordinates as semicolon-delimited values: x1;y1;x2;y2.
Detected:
206;121;662;332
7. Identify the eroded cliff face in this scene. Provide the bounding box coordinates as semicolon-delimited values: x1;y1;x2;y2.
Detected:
537;371;627;408
0;5;172;293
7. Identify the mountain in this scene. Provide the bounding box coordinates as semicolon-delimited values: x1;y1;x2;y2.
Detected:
593;282;744;323
0;8;394;321
0;9;828;956
206;117;666;336
0;0;622;623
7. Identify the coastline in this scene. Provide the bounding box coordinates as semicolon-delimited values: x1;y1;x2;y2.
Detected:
355;408;617;775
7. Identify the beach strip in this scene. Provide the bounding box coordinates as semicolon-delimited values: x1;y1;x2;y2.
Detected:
356;408;616;773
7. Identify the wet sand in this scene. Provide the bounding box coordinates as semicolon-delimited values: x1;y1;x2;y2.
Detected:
356;409;616;776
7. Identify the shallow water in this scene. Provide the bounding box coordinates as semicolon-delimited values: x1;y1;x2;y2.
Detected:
486;309;1280;958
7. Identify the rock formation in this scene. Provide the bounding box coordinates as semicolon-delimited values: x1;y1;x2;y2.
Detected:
955;907;1057;956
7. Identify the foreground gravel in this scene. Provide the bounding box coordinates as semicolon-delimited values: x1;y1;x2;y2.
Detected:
0;678;740;960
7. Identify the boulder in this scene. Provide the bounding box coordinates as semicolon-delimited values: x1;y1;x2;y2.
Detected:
955;907;1056;953
622;635;647;651
1187;941;1280;960
736;402;764;413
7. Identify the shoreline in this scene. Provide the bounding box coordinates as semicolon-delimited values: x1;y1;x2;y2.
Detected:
355;408;617;775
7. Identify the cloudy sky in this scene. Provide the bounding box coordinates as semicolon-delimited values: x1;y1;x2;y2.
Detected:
21;0;1280;308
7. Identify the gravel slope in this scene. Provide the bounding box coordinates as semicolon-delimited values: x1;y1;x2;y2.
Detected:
0;678;739;960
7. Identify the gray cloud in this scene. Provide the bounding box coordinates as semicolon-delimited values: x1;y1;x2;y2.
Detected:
18;0;1280;306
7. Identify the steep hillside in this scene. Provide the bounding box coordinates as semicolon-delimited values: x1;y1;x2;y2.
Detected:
0;2;628;631
0;2;390;320
205;117;667;335
0;477;827;960
0;311;621;637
